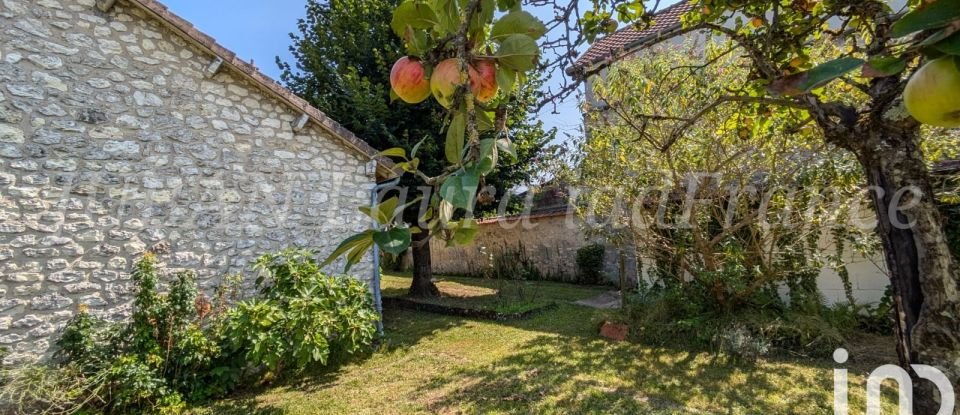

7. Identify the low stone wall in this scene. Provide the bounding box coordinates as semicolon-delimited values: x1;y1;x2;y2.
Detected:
0;0;374;364
430;214;636;284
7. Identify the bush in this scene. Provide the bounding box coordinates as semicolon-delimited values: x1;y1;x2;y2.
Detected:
626;276;855;358
575;244;605;285
16;249;379;415
226;250;379;373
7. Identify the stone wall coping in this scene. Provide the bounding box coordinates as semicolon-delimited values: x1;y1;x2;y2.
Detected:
120;0;397;177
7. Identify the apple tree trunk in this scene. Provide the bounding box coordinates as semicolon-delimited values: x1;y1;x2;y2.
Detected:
848;122;960;413
409;229;440;298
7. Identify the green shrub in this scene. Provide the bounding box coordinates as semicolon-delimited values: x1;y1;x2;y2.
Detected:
226;249;379;373
626;276;855;358
35;249;378;414
575;244;605;285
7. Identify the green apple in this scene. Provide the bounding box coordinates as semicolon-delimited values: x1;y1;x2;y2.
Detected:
904;57;960;128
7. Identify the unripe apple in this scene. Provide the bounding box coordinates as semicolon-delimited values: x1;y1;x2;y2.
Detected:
469;59;498;103
904;57;960;128
390;57;431;104
430;58;461;108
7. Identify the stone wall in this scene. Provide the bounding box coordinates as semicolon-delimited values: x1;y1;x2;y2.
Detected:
430;214;637;284
0;0;375;364
431;214;890;305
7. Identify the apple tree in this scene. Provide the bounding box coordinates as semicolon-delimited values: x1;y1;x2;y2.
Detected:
282;0;550;297
320;0;547;279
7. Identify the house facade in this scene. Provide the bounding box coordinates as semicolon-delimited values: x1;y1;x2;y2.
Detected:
0;0;388;364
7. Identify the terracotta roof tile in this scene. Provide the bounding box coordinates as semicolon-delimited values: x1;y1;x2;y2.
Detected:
119;0;395;175
573;1;694;72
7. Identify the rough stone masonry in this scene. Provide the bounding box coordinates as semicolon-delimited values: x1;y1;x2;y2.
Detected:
0;0;381;364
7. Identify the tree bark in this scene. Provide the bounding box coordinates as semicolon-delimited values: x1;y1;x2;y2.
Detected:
409;230;440;298
849;123;960;414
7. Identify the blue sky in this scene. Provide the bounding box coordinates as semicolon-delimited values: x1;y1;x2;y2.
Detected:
161;0;679;145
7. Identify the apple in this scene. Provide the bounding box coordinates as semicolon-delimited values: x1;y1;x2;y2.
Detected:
430;58;461;108
390;57;431;104
469;59;498;103
904;57;960;128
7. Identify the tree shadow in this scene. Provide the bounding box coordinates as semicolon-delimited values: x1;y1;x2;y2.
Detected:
413;332;877;414
194;306;470;413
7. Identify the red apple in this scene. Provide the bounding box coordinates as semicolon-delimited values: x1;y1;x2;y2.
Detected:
430;58;462;108
390;57;431;104
469;59;498;103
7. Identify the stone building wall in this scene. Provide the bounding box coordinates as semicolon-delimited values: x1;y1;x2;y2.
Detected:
0;0;376;364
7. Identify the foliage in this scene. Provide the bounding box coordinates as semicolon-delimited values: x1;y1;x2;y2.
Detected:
569;1;960;400
940;202;960;261
319;0;553;270
484;243;540;282
198;282;899;414
47;254;238;414
23;250;378;414
627;279;848;358
575;243;605;285
580;42;877;312
227;250;380;372
285;0;551;273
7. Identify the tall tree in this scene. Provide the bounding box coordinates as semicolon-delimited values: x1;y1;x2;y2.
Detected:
280;0;551;296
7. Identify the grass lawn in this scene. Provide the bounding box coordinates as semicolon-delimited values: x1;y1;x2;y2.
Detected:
380;273;610;314
197;274;898;414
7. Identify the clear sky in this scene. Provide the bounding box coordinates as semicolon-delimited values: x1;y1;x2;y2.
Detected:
160;0;679;145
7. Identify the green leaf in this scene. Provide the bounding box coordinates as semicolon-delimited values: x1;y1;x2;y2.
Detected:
477;138;498;175
446;111;466;164
391;1;438;38
769;57;864;96
862;56;908;78
439;169;480;210
891;0;960;39
411;137;427;159
321;231;374;268
469;0;496;44
376;196;400;223
403;26;431;55
451;219;479;245
379;148;407;159
373;228;412;255
496;66;516;94
477;110;495;132
933;30;960;55
491;11;547;41
345;236;375;272
429;0;460;34
495;34;539;72
496;0;520;12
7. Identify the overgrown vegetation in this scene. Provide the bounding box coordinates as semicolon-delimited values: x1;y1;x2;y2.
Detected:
575;244;605;285
627;270;894;360
578;44;894;360
0;250;378;415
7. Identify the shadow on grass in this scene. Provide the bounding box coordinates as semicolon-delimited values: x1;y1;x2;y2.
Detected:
413;333;839;414
195;307;470;414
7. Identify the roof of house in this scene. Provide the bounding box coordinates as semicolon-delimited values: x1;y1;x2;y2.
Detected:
570;1;694;76
476;186;574;225
120;0;395;177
